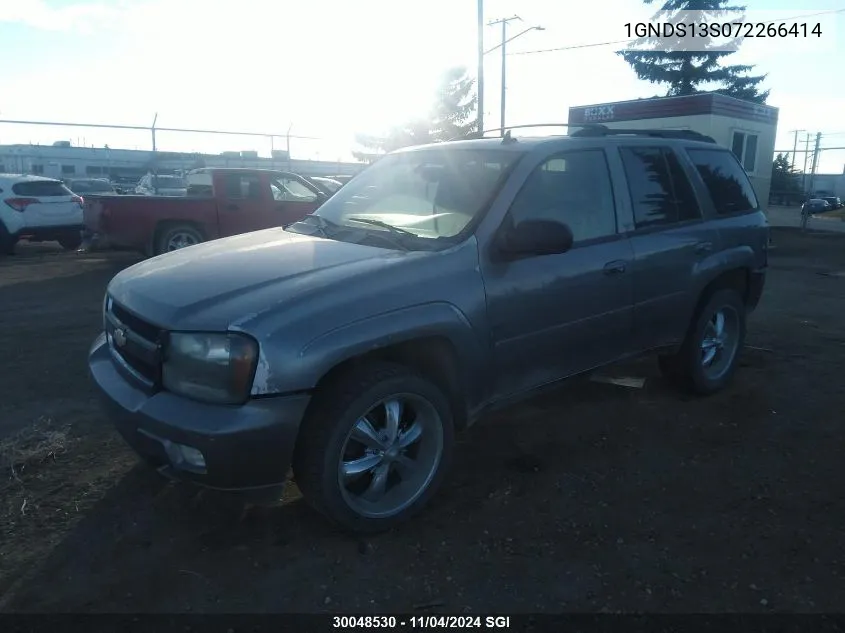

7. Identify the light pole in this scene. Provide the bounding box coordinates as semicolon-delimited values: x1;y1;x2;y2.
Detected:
477;0;484;134
486;17;544;136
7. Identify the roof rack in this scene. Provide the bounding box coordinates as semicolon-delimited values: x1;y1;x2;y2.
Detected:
569;124;716;143
452;123;607;144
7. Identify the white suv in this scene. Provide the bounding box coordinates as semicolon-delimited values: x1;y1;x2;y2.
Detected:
0;174;84;255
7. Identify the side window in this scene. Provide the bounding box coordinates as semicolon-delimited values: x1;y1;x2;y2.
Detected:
619;146;679;228
686;149;759;215
508;149;617;243
665;149;702;221
271;177;319;202
731;131;758;173
223;174;263;200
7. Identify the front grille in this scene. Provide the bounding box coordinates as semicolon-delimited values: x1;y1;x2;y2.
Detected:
105;297;164;386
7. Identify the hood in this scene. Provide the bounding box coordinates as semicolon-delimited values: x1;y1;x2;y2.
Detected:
107;227;412;331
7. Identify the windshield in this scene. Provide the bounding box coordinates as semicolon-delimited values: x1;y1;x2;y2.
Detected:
305;148;520;243
153;176;186;188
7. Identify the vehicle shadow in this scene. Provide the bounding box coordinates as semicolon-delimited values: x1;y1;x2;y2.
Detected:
4;362;775;614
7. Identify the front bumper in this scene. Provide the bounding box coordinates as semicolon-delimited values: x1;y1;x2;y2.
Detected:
88;333;311;491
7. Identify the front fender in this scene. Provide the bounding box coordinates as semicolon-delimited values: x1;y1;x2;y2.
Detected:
255;302;489;408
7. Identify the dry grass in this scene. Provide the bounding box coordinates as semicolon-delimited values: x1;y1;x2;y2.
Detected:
0;419;134;602
0;418;71;481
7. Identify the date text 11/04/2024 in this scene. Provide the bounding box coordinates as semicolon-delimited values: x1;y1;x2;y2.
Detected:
332;616;512;629
624;22;822;38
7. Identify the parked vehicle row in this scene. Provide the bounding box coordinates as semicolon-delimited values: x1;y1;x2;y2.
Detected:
801;197;841;215
87;128;769;533
83;168;329;255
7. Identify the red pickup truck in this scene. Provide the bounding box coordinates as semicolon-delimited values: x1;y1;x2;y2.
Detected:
83;168;327;255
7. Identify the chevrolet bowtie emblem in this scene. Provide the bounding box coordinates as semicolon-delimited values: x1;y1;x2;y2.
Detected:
113;328;127;348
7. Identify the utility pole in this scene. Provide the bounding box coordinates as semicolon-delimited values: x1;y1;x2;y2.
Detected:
477;0;484;134
802;132;822;232
489;15;521;137
151;112;159;195
801;133;811;194
808;132;822;196
790;129;804;172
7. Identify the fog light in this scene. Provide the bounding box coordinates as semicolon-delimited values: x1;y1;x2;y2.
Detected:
179;445;206;469
164;441;206;470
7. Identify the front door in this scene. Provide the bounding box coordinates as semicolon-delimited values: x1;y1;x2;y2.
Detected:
481;148;635;399
269;174;322;225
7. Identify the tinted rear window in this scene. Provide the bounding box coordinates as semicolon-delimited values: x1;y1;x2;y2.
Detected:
12;180;73;197
686;149;759;214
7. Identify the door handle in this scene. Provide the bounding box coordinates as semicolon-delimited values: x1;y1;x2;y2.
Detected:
694;241;713;254
603;260;627;275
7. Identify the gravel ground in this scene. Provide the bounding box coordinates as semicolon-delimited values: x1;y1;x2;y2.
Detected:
1;228;844;613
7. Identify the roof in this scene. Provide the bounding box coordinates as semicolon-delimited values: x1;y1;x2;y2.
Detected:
394;137;559;153
569;92;779;126
391;131;722;155
0;173;60;183
188;167;297;175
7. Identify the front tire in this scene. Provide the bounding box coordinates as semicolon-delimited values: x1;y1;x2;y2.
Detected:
293;362;454;533
58;232;82;251
659;288;747;395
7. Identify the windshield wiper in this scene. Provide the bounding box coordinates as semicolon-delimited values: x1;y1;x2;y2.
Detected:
344;216;418;238
291;213;343;237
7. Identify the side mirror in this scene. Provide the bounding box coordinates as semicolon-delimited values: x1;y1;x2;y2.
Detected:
497;219;574;258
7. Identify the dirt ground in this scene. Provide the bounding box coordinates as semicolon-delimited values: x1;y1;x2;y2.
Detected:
1;228;844;613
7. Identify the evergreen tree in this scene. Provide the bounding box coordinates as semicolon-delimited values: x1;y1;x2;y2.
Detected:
770;152;802;204
353;67;478;162
619;0;769;103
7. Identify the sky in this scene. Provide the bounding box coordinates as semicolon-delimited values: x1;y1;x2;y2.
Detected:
1;0;844;172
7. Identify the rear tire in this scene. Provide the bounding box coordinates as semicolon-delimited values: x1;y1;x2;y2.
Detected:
659;288;746;395
293;362;455;533
155;223;204;255
0;222;15;256
58;232;82;251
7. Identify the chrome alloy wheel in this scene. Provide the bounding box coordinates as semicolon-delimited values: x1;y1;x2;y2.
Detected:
337;394;444;519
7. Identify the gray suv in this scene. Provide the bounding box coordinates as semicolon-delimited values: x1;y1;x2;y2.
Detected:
88;127;769;532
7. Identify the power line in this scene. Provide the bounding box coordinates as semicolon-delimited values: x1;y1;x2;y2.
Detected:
509;8;845;56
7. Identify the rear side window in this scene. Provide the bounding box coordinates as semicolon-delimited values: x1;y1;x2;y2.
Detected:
686;149;759;214
222;174;263;200
12;180;73;197
619;146;700;229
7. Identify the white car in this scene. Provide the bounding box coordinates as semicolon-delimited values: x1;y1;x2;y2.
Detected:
135;173;187;196
0;174;84;254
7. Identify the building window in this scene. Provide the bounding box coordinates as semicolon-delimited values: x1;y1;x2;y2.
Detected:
61;165;76;175
31;164;45;175
731;131;758;173
86;165;102;175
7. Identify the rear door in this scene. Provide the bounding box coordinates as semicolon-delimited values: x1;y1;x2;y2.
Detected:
10;179;82;228
269;173;323;225
615;144;720;351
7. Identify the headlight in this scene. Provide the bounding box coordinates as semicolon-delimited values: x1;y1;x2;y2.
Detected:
162;332;258;405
